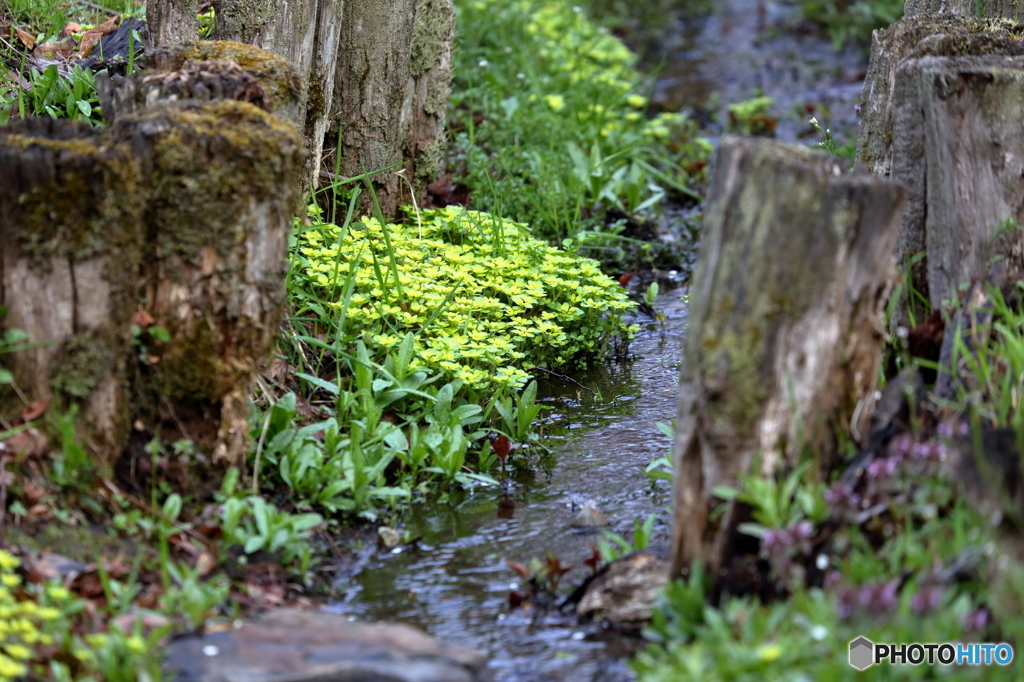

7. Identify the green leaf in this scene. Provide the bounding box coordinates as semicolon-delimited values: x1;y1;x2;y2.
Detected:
162;493;182;521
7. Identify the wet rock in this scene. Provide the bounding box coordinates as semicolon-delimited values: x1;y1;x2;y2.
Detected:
166;608;490;682
576;548;670;625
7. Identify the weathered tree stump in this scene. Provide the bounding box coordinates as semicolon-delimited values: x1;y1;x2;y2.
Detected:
859;14;1024;321
0;101;303;469
670;136;907;579
0;120;145;458
192;0;454;215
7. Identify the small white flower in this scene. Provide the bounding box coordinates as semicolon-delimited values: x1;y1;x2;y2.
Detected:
809;116;818;126
479;60;489;68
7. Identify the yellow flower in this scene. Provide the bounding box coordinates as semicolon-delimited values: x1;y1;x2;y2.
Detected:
127;636;146;654
757;644;782;662
46;585;70;601
4;644;30;661
0;552;18;570
627;94;646;108
0;653;26;679
544;95;565;112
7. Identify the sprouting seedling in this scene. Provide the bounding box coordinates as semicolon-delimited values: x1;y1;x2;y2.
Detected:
644;281;659;308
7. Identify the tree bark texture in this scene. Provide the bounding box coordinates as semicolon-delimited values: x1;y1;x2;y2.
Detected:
149;0;199;46
858;15;1024;320
0;101;303;469
905;0;1024;17
212;0;344;186
921;56;1024;304
205;0;454;214
670;136;907;579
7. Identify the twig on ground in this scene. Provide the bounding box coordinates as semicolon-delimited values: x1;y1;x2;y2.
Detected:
530;366;597;396
68;0;120;15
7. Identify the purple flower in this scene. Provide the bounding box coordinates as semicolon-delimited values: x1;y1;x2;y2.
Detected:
854;104;862;114
890;434;913;458
825;483;861;512
762;528;784;550
963;608;989;632
792;520;814;540
911;440;946;462
911;586;944;614
867;457;897;481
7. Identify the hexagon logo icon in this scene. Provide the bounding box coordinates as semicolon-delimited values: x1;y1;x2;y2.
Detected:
849;636;874;671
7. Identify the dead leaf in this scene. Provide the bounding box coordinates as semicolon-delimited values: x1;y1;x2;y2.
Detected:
11;27;35;50
32;41;74;60
61;22;82;37
131;309;155;327
75;16;119;59
27;552;90;583
21;399;49;422
112;611;171;633
26;503;50;517
0;427;48;459
22;479;47;505
195;551;217;576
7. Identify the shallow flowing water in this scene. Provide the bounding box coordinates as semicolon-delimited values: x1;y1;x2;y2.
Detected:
328;2;872;679
330;286;686;682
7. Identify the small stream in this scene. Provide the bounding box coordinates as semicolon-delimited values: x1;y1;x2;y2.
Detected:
331;287;686;682
328;1;872;679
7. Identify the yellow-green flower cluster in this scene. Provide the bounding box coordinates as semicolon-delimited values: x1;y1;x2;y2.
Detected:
295;206;637;391
0;550;60;681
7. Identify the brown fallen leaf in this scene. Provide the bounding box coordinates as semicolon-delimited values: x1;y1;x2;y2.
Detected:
130;309;155;327
21;399;49;422
0;427;48;459
61;22;82;37
76;16;119;59
11;26;36;50
32;40;74;60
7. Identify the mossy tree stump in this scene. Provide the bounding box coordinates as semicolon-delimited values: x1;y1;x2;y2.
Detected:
859;13;1024;322
0;101;303;470
670;136;907;579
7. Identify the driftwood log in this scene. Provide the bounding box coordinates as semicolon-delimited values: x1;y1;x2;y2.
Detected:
0;100;303;469
859;13;1024;323
670;136;907;578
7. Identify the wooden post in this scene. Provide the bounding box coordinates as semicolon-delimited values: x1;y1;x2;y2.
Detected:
670;136;907;578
